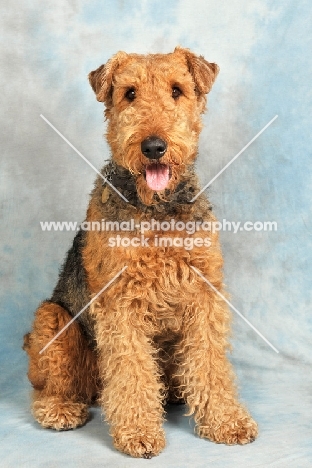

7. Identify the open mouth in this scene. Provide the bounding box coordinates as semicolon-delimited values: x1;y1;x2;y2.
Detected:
144;163;171;191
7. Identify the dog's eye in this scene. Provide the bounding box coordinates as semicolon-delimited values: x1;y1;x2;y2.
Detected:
125;88;136;102
172;86;182;99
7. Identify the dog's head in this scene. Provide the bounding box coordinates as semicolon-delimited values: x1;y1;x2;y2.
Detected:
89;47;219;205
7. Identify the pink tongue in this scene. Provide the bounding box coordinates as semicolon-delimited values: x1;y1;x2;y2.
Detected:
145;164;170;191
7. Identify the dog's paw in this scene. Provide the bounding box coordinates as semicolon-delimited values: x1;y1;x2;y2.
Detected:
32;397;89;430
113;429;166;458
198;408;258;445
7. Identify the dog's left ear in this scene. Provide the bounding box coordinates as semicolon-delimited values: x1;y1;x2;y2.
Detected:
88;51;128;106
174;46;219;95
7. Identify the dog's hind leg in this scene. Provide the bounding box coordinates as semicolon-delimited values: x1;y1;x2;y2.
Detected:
23;301;99;430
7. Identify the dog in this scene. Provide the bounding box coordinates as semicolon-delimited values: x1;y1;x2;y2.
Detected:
23;47;258;458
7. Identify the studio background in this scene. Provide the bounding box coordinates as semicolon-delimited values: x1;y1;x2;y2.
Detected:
1;1;311;466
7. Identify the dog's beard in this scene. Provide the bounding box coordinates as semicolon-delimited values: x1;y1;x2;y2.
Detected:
135;164;184;206
104;159;197;207
110;138;196;205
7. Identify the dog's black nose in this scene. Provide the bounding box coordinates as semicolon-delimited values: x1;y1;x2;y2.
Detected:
141;136;167;160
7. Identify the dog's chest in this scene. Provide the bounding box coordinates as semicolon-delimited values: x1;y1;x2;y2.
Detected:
122;244;203;333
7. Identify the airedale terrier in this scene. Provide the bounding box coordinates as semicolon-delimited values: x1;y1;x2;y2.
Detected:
23;47;258;458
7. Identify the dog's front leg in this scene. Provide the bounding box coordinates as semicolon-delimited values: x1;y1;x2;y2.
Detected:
176;290;258;445
94;309;166;458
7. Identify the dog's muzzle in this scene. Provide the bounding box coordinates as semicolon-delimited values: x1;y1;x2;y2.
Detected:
141;136;171;191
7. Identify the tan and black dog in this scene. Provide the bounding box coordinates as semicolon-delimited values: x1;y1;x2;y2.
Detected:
23;47;258;458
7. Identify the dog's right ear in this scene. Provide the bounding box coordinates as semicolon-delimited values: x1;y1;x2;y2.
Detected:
174;47;219;95
88;51;128;106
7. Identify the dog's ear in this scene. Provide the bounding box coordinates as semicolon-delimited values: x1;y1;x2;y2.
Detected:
88;51;128;105
174;46;219;95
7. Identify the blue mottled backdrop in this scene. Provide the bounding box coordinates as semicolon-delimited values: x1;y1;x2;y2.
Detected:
1;1;312;466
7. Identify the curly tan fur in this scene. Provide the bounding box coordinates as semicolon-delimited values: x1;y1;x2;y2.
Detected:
24;47;258;458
